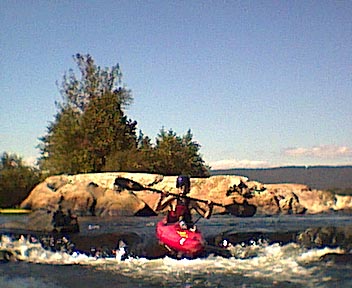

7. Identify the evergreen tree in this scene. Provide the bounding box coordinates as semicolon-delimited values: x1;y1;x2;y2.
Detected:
80;90;137;172
38;54;135;174
135;131;156;172
153;128;209;176
38;53;209;176
38;107;83;174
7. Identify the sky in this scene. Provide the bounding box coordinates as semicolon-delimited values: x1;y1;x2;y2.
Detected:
1;1;351;169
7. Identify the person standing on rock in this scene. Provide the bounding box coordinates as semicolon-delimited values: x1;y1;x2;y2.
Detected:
156;175;213;230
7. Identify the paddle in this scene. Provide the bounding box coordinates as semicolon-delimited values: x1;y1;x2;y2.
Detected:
114;176;223;206
114;177;256;217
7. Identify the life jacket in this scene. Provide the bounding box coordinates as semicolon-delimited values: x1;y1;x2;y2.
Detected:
167;198;192;224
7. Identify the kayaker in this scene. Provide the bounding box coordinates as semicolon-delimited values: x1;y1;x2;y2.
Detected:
156;175;213;230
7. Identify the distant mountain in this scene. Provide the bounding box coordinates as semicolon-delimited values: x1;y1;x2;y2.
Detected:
210;166;352;191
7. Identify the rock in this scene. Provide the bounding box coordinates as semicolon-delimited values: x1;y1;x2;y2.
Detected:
1;207;79;233
334;194;352;211
277;192;306;214
250;192;281;215
295;189;337;214
0;249;16;262
95;190;156;217
21;173;158;217
297;226;352;250
52;206;80;233
190;175;249;215
45;175;69;191
224;200;257;217
20;172;352;217
133;191;163;212
320;253;352;264
57;181;96;215
20;182;62;211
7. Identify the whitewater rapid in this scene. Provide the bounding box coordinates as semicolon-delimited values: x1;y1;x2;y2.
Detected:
0;233;348;288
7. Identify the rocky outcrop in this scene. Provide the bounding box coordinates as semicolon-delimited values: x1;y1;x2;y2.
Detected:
251;185;307;215
262;183;352;214
21;173;160;217
297;226;352;251
20;172;352;217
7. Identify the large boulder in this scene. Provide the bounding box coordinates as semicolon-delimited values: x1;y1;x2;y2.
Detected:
20;181;64;211
56;181;96;215
95;189;155;217
21;173;160;217
20;172;352;217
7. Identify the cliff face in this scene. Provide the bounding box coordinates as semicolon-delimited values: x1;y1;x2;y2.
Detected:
20;172;352;217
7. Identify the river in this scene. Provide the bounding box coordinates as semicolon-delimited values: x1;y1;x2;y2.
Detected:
1;214;351;287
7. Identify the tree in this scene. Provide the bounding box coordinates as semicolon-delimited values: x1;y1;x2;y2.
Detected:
38;106;83;174
103;130;154;172
0;152;41;207
133;131;157;172
79;90;138;172
59;54;132;113
38;54;136;174
153;128;209;176
38;53;210;176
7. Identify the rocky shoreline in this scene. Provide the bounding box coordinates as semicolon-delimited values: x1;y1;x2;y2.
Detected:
19;172;352;219
1;172;352;269
1;172;349;239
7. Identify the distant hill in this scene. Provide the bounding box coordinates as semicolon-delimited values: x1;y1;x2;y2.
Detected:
210;166;352;192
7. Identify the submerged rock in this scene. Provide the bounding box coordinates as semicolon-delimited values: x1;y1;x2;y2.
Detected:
320;253;352;264
0;249;15;263
0;207;79;233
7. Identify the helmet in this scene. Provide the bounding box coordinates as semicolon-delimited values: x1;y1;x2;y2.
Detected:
176;175;190;190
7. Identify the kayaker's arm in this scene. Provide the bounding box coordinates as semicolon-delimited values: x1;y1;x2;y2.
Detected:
156;194;176;211
192;200;213;219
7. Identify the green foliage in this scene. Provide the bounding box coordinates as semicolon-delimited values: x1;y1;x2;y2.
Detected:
59;54;133;112
37;53;209;177
38;107;83;174
0;152;41;208
38;54;136;174
153;128;209;177
79;90;138;172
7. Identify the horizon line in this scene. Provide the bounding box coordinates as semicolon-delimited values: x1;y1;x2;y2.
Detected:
210;164;352;171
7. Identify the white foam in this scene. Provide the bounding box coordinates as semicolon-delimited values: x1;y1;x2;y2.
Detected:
0;234;345;287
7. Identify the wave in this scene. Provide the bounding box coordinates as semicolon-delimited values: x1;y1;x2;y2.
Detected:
1;234;350;288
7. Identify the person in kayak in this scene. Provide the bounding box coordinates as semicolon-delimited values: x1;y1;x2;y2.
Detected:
156;175;213;230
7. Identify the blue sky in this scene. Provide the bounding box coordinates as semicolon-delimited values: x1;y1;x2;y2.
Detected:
1;1;351;169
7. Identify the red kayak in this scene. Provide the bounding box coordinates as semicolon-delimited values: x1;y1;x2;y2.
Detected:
156;218;206;258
